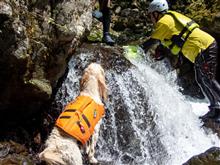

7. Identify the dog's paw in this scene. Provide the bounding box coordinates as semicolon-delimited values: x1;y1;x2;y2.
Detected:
89;157;98;164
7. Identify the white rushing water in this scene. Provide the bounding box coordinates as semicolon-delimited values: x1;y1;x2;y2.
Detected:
55;48;219;165
123;47;220;165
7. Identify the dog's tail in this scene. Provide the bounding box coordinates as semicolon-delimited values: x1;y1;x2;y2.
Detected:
39;149;65;165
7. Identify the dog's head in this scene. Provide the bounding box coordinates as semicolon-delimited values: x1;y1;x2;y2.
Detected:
80;63;108;101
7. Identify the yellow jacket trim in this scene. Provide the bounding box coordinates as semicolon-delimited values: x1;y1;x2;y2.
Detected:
151;10;214;63
56;95;105;145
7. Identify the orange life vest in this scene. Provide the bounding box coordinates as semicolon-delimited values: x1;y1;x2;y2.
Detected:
56;95;105;145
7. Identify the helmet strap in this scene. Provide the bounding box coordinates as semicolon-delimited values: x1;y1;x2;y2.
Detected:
152;12;160;22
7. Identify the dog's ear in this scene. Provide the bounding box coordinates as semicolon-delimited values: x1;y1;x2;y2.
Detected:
80;71;89;90
98;72;108;101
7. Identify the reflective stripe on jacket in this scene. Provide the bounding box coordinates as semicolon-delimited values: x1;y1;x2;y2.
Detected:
151;10;214;63
56;95;105;145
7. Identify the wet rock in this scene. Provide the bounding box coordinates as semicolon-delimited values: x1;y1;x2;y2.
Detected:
202;119;220;138
55;0;92;42
0;0;92;120
0;1;12;23
0;141;34;164
183;147;220;165
120;153;135;164
74;43;132;72
0;143;10;158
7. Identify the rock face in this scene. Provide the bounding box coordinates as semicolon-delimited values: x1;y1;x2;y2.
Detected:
0;0;92;119
0;141;34;165
183;147;220;165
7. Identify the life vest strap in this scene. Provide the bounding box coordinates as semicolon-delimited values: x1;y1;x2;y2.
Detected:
64;109;76;112
166;12;199;52
59;116;71;119
178;20;195;38
82;114;91;128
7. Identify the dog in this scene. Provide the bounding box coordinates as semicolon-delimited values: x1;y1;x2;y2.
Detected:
39;63;108;165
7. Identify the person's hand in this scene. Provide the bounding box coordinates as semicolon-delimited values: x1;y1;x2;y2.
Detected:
140;38;158;54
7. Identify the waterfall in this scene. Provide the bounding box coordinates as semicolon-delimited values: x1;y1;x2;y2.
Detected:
54;47;219;165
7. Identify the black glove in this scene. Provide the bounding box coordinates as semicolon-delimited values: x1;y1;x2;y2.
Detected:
172;53;184;69
140;38;158;52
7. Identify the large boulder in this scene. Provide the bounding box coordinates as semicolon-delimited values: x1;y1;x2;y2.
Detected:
0;0;92;119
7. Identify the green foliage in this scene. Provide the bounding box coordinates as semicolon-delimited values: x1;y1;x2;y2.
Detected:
172;0;220;27
87;28;103;42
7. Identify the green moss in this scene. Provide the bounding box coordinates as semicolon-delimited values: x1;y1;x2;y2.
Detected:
27;78;52;96
87;28;102;42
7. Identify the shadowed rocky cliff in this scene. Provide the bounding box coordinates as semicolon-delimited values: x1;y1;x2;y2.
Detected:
0;0;92;119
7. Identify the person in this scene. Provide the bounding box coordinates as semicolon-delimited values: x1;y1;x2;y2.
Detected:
92;0;115;46
141;0;220;122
